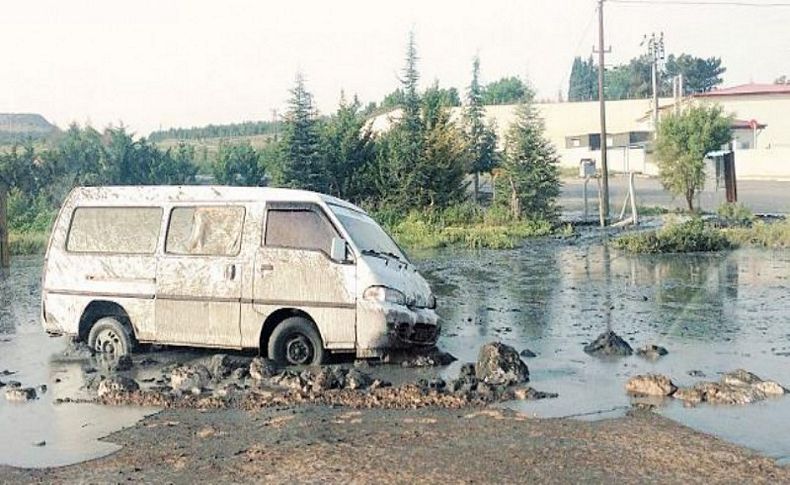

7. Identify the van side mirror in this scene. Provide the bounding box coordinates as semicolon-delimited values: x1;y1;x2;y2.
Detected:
330;237;349;262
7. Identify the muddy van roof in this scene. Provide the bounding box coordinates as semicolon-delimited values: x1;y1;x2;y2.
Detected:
67;185;363;211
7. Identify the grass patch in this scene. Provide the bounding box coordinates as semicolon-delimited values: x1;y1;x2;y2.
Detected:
723;220;790;249
612;219;732;253
375;203;560;250
9;231;49;255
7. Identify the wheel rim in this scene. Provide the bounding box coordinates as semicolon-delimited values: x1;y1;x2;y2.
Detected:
285;333;313;365
94;328;124;357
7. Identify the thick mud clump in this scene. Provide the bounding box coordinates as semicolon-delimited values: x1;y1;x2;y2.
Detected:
87;343;556;410
625;369;787;406
584;330;633;357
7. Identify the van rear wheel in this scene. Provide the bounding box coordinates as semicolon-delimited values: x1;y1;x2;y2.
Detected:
88;317;134;359
268;317;325;366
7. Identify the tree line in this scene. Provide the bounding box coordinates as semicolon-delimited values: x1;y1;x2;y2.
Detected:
1;32;562;258
568;53;726;102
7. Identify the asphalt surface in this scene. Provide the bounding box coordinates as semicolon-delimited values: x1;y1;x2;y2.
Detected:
560;176;790;215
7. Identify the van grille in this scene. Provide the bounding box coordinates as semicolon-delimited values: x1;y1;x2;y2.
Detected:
395;322;438;345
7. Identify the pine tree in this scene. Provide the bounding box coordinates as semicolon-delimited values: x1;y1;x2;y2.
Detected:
321;92;376;202
463;55;499;202
278;73;325;191
376;31;425;210
495;99;560;221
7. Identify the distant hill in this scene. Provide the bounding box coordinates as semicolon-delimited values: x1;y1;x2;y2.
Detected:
0;113;58;144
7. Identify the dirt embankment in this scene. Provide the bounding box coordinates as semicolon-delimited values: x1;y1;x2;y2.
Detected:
3;406;789;483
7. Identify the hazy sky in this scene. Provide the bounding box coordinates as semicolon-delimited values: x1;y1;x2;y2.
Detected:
2;0;789;135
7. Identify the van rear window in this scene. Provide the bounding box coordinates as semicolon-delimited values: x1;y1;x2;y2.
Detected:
67;207;163;254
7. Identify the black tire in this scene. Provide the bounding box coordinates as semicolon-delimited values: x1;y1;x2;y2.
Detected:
268;317;325;366
87;317;135;359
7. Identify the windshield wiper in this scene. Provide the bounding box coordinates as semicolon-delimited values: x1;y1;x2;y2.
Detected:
362;249;406;265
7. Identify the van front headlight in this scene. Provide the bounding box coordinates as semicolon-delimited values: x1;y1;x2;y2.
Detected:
363;286;407;306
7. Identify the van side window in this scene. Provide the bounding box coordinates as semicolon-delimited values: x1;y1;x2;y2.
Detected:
67;207;162;254
265;209;338;255
166;206;245;256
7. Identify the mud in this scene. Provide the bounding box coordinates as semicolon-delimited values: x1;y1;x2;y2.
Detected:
2;241;790;469
3;406;790;483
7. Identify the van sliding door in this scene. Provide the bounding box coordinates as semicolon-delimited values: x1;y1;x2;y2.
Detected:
155;205;245;347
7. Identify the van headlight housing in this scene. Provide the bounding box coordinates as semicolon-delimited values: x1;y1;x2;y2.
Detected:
363;286;407;306
427;294;437;309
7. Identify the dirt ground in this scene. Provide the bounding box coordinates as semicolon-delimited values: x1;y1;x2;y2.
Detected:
2;405;788;484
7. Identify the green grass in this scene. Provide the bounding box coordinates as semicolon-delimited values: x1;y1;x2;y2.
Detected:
612;219;732;253
9;231;49;255
723;220;790;249
377;203;560;250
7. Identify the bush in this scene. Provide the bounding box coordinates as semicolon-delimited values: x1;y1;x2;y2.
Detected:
717;202;754;226
724;220;790;249
613;219;732;253
383;206;555;250
9;231;49;255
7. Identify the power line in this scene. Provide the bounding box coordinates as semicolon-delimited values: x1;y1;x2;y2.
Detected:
608;0;790;7
558;3;598;95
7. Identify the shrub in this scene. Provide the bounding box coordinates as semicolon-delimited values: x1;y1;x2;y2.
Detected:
613;219;732;253
9;231;49;255
724;220;790;249
717;202;754;226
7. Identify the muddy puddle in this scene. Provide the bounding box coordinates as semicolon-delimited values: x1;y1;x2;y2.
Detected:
417;242;790;465
1;242;789;467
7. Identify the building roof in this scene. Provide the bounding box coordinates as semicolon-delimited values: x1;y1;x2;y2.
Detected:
694;83;790;98
731;118;767;130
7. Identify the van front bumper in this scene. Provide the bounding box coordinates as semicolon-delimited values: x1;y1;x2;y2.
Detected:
356;301;440;357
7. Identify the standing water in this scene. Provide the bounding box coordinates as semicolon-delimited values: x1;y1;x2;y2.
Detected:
0;257;154;468
417;241;790;465
1;242;789;467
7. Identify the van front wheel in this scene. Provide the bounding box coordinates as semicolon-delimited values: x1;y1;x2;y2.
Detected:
88;317;134;359
268;317;325;366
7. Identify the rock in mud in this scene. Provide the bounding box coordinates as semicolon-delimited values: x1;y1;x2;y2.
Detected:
397;349;458;368
510;386;559;401
674;369;786;405
626;374;677;396
109;355;133;372
230;367;248;381
249;357;277;381
5;387;37;402
208;354;234;380
519;348;537;358
303;367;345;392
635;344;668;360
584;330;633;357
345;369;373;390
170;365;211;393
475;342;529;386
97;376;140;397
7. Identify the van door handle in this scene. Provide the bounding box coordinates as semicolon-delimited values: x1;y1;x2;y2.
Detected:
225;264;237;280
259;263;274;272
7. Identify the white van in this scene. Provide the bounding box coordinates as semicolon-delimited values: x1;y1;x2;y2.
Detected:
41;186;440;365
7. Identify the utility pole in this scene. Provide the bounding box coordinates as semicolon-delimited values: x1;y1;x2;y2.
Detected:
0;185;9;269
643;33;665;134
594;0;611;224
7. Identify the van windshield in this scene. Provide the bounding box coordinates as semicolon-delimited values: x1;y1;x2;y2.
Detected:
329;204;408;262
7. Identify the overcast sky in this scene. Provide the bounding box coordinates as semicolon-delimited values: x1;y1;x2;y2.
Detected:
2;0;789;135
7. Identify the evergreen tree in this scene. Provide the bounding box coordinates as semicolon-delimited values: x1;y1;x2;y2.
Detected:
420;91;469;208
278;73;325;191
463;56;500;202
375;31;425;210
212;141;264;186
321;93;377;202
495;99;560;221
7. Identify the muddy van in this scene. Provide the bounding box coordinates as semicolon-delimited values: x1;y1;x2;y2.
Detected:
41;186;439;365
